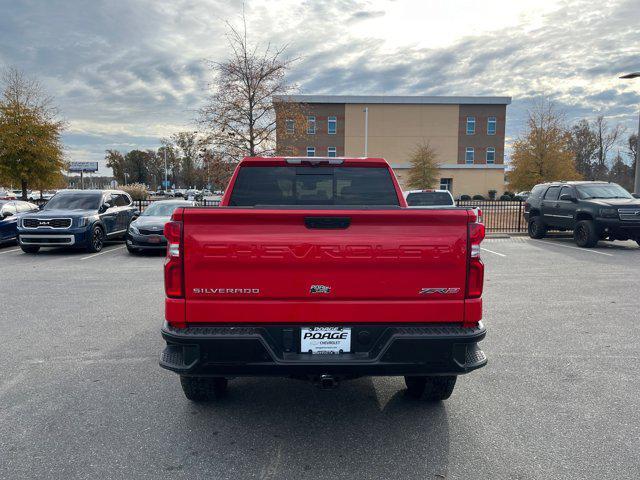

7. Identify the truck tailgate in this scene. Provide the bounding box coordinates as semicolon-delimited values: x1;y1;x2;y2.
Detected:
182;208;470;323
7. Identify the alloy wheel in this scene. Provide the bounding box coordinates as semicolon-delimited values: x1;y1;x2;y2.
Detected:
93;228;104;251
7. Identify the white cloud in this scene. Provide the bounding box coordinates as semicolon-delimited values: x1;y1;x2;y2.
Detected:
1;0;639;174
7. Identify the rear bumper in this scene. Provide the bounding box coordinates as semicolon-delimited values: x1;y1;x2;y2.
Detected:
160;322;487;377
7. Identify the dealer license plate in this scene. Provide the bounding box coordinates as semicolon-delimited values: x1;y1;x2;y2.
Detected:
300;327;351;354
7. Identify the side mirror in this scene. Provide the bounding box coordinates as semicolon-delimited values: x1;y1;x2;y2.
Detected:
99;203;110;213
38;204;45;210
632;193;640;199
559;194;576;202
2;211;13;218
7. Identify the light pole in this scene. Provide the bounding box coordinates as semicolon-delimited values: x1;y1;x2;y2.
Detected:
620;72;640;194
124;172;129;185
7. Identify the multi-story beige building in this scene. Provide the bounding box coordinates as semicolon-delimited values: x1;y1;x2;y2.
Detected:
273;95;511;197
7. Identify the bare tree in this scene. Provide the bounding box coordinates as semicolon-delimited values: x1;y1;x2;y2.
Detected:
627;133;638;170
199;11;305;160
593;115;624;180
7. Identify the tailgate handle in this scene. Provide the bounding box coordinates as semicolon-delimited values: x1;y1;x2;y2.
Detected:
304;217;351;229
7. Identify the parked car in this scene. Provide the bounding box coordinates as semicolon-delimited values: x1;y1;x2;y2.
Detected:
404;189;455;207
174;189;187;198
514;191;530;201
0;190;17;200
160;156;487;402
126;200;195;254
27;190;55;202
17;189;138;253
185;189;202;201
525;181;640;247
0;200;39;244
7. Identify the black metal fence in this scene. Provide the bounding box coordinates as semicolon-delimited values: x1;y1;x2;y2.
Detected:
134;198;220;212
457;200;526;233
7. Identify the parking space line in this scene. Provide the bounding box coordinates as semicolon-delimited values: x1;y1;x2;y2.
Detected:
481;247;506;257
0;248;20;255
529;239;613;256
81;245;125;260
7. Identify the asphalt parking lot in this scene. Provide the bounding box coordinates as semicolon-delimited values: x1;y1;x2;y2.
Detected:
1;236;639;480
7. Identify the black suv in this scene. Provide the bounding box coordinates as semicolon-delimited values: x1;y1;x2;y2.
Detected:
525;181;640;247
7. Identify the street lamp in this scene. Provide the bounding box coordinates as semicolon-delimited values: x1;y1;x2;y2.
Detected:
620;72;640;194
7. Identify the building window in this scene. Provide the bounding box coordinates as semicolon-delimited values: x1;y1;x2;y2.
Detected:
465;147;475;164
327;116;337;135
440;178;453;191
487;116;496;135
466;116;475;135
306;146;315;157
327;147;337;157
307;116;316;134
486;147;496;164
285;119;294;134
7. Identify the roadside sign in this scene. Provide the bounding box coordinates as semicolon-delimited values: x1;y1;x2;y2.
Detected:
69;161;99;173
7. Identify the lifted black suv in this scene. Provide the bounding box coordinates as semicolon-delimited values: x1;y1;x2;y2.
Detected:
525;181;640;248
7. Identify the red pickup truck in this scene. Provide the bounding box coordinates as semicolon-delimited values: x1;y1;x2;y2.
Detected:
160;157;486;402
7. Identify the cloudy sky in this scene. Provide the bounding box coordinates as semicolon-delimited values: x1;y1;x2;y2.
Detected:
1;0;639;174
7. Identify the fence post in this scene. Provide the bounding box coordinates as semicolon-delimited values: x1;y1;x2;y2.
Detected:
517;200;523;232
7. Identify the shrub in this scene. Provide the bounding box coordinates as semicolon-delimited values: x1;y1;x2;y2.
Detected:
499;194;512;201
472;194;486;200
504;190;514;198
460;194;472;201
120;183;148;200
488;189;497;200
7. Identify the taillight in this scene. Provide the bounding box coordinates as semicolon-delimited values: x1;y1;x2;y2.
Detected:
466;222;485;299
164;221;183;298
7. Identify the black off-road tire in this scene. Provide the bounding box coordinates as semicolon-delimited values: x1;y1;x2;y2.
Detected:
528;216;547;239
180;376;228;402
20;245;40;254
86;225;105;253
404;375;457;401
574;220;599;248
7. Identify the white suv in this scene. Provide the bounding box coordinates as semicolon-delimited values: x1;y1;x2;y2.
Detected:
403;189;455;207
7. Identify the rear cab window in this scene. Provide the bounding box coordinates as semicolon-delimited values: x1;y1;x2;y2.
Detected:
229;166;400;207
406;192;453;206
